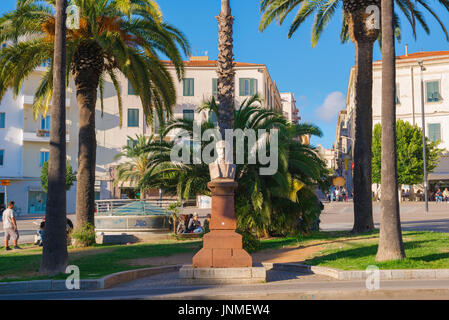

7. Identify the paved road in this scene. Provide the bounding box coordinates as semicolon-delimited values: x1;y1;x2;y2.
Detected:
2;271;449;300
0;214;76;245
320;202;449;232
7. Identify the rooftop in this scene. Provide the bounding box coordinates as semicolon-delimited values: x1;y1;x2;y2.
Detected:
374;50;449;64
163;56;265;68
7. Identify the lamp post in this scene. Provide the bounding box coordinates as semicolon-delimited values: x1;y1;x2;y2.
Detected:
418;59;429;213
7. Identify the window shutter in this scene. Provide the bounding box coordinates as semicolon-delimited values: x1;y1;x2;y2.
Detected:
128;81;136;95
212;78;218;97
426;82;433;102
250;79;257;96
239;78;245;96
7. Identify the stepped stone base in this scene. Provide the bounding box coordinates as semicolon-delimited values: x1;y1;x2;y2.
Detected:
192;230;252;268
179;265;266;285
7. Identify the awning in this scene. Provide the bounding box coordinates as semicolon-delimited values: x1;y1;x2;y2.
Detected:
428;156;449;181
428;173;449;181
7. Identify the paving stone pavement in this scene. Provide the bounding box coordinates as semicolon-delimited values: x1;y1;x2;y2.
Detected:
114;270;335;290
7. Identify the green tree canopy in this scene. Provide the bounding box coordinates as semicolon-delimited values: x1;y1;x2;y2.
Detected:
372;120;443;186
41;161;77;192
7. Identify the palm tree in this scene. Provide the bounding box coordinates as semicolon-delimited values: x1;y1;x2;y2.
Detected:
0;0;190;238
259;0;449;234
142;96;329;236
376;0;405;261
114;135;156;200
40;0;68;275
217;0;235;141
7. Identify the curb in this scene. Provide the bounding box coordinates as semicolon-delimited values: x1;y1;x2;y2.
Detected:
272;263;449;281
0;265;181;295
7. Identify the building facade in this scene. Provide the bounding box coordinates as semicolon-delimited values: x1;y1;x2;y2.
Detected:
0;63;78;215
280;92;300;124
95;56;284;201
0;55;286;215
339;50;449;195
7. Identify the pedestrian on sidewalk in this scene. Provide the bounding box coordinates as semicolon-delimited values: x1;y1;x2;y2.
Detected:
2;201;20;250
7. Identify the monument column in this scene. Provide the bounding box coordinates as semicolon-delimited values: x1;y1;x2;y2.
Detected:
192;178;252;268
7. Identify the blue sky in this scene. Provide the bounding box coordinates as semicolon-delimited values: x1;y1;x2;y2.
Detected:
1;0;449;148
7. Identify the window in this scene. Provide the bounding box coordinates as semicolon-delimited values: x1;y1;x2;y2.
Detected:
154;111;167;134
209;111;218;126
396;83;400;105
127;109;139;127
128;81;136;95
127;138;138;148
41;115;50;130
183;78;194;96
426;81;441;103
183;110;194;122
212;78;218;98
239;78;257;96
0;150;4;166
428;124;441;142
40;151;49;167
0;113;4;128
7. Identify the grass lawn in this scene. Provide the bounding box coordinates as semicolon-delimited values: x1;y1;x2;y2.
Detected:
0;240;202;282
302;231;449;270
0;230;448;282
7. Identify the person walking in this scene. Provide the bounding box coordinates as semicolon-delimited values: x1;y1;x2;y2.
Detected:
3;201;20;250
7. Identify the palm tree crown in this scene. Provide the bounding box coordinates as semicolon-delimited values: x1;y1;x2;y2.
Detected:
0;0;190;123
259;0;449;47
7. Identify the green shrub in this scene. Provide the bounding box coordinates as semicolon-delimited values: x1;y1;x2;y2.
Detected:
238;230;261;253
71;223;96;247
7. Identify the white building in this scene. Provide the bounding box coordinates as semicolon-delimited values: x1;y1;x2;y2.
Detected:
341;50;449;194
280;92;300;124
95;56;284;200
316;144;336;171
0;55;285;214
0;62;78;215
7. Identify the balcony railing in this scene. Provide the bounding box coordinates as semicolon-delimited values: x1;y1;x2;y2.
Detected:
23;130;70;142
23;95;71;107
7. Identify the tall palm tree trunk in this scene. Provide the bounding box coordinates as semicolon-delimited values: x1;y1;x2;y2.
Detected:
72;41;104;235
40;0;68;275
376;0;405;261
216;0;235;139
346;2;379;233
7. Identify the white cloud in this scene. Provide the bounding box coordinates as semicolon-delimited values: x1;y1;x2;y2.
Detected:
314;91;346;123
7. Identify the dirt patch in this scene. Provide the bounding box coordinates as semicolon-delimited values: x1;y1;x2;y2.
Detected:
252;244;324;264
125;252;196;266
123;243;325;266
69;247;115;259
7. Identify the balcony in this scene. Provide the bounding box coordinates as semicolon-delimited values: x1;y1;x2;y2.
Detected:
24;95;71;107
23;130;70;143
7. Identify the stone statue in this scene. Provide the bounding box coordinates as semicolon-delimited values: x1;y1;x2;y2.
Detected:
209;140;236;180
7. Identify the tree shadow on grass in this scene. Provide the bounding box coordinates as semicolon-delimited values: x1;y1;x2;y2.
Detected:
303;239;438;269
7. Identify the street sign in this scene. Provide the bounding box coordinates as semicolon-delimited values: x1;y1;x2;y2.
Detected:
1;180;10;186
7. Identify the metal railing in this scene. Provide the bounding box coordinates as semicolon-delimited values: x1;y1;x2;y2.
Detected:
95;199;182;216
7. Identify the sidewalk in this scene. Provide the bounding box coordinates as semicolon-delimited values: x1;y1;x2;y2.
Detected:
320;202;449;232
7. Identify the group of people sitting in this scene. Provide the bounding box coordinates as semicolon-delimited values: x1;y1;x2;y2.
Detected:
434;188;449;203
176;212;210;234
34;217;74;246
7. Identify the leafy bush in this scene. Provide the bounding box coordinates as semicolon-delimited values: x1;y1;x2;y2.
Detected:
41;161;77;192
71;223;96;247
238;230;261;253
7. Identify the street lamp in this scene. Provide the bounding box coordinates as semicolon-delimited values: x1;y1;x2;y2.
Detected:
418;59;429;213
